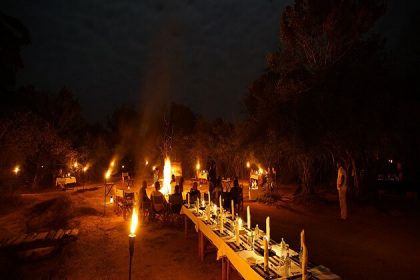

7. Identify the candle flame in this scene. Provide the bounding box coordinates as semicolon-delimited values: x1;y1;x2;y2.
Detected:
196;161;200;171
130;209;138;235
246;161;250;168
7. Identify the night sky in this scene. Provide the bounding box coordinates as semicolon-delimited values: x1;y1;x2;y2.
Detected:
2;0;418;122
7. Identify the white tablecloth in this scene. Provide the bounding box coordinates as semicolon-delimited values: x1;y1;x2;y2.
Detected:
181;205;341;280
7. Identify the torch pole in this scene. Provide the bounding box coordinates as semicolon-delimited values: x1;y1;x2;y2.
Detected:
129;233;136;280
104;179;106;216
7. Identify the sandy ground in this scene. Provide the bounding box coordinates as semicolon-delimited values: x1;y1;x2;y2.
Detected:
0;181;419;279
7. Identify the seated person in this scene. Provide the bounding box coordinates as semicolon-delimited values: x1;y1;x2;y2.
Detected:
151;181;167;213
169;185;183;213
139;180;151;211
189;182;201;203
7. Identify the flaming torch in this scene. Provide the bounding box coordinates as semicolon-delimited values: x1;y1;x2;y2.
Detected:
128;209;138;280
13;166;20;175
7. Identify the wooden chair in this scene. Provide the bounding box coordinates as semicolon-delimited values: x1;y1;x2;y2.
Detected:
151;194;168;222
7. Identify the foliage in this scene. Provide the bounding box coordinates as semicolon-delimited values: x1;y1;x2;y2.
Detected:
243;0;412;194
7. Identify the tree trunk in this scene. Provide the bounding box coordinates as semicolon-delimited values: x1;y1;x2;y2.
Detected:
298;156;314;195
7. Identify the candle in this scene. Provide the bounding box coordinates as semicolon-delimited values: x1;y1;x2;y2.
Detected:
201;199;205;208
206;205;211;221
247;206;251;230
266;216;270;243
187;193;190;208
208;190;211;205
236;219;240;246
238;218;243;230
213;204;217;216
219;195;222;211
231;200;235;218
301;229;308;280
263;236;269;272
220;211;224;234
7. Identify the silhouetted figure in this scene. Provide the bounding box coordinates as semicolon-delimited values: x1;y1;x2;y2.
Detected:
337;161;348;220
169;185;183;213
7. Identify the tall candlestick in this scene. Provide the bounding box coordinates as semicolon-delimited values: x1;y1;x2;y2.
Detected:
301;229;308;280
263;236;269;272
266;216;270;243
208;190;211;205
247;206;251;230
206;205;211;221
220;211;224;233
236;219;240;246
231;200;235;219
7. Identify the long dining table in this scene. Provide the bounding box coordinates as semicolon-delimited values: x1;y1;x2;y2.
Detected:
181;204;340;280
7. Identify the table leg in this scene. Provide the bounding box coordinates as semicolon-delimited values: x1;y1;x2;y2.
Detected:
199;231;204;261
222;257;226;280
226;258;230;280
184;216;188;239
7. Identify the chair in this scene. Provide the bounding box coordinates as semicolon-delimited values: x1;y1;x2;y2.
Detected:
139;196;152;223
151;194;168;222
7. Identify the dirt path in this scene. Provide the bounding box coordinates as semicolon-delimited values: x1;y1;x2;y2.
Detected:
2;182;419;279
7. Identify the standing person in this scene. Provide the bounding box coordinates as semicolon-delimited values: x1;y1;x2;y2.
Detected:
179;177;185;194
337;161;348;220
153;167;159;184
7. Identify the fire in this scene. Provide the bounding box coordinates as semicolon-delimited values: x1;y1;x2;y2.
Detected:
13;166;20;175
246;161;250;168
161;157;172;195
196;161;200;171
130;209;138;235
105;169;111;180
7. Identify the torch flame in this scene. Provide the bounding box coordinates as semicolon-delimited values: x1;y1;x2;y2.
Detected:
105;169;111;180
162;157;171;195
130;209;138;235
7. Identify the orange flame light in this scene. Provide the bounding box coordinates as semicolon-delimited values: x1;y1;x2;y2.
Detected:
105;169;111;180
13;166;20;175
161;157;171;195
196;161;200;171
246;161;250;168
130;209;138;236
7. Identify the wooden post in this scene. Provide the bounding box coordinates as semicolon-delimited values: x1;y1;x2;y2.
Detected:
199;231;204;261
184;216;188;239
103;182;106;216
222;257;227;280
226;258;230;280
